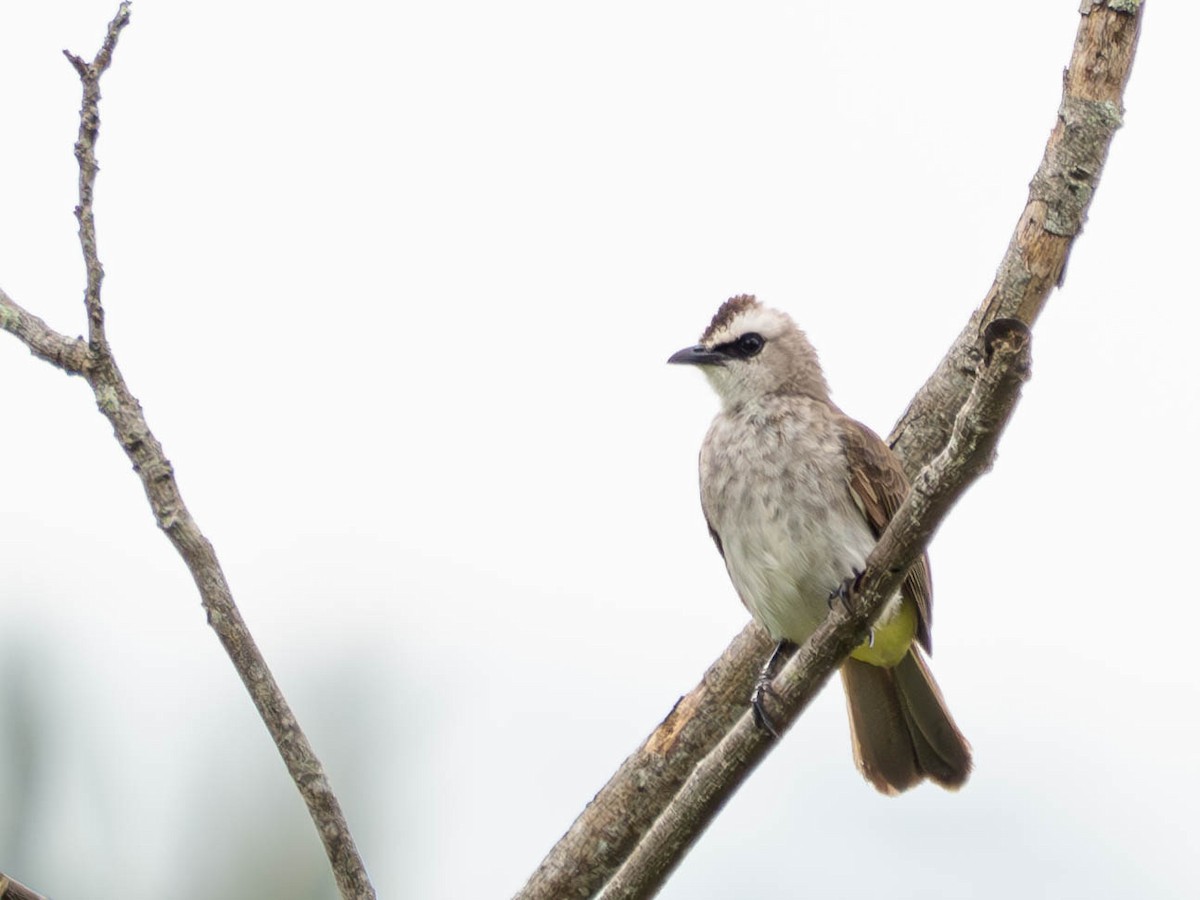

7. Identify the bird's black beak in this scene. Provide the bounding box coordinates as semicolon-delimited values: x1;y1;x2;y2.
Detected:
667;344;727;366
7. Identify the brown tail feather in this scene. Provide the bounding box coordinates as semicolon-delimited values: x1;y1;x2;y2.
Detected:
840;650;972;795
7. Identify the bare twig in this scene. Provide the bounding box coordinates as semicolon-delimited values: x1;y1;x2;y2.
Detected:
515;3;1143;898
599;322;1031;899
0;6;375;898
62;2;129;352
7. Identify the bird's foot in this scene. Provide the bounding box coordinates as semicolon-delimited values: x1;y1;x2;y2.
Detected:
750;639;793;738
827;566;865;613
751;676;781;738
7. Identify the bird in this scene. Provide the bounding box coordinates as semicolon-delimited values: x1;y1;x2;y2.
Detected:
668;294;971;794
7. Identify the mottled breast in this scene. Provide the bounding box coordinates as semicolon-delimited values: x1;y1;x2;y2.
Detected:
699;395;879;645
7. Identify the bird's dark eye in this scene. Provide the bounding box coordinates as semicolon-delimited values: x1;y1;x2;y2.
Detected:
734;332;765;358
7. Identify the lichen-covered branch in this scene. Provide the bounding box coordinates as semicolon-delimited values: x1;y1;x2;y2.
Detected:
0;6;375;898
515;3;1143;899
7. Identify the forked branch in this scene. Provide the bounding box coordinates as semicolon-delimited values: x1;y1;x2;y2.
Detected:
0;6;374;897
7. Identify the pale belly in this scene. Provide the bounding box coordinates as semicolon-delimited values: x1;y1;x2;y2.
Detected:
719;496;876;644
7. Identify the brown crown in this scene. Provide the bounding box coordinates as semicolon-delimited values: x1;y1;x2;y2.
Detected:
701;294;759;343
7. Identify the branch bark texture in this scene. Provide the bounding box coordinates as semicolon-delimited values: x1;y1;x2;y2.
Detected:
0;6;375;898
515;3;1143;899
0;873;50;900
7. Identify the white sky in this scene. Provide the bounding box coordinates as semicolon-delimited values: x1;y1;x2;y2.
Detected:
1;2;1197;898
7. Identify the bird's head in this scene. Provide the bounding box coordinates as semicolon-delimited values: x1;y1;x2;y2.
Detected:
668;295;830;410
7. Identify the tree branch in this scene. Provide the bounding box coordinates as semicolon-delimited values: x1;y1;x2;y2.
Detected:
0;289;89;374
0;873;50;900
891;0;1142;471
514;3;1143;898
0;6;376;897
517;623;776;900
62;1;129;353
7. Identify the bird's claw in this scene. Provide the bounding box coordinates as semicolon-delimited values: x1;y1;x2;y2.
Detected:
751;677;782;738
827;566;865;612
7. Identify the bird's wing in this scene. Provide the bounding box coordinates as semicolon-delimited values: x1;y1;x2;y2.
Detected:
839;415;933;653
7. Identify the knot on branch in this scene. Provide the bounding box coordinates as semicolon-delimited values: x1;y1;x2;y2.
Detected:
982;318;1033;376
